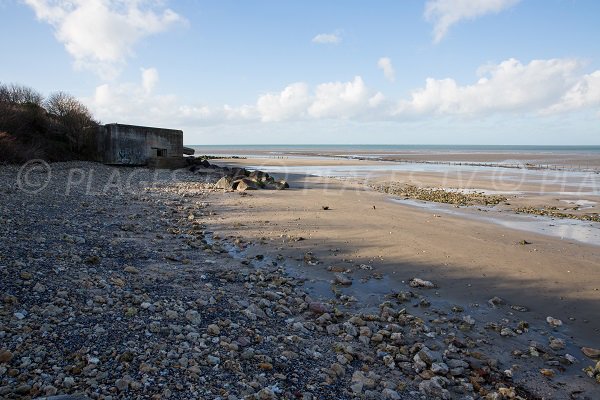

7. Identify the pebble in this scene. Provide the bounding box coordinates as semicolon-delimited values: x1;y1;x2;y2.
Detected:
546;316;563;327
549;337;565;350
409;278;435;288
334;273;352;286
0;350;13;363
207;324;221;335
123;265;139;274
582;347;600;359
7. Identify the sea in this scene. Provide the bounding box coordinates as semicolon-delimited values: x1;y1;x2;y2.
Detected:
187;144;600;156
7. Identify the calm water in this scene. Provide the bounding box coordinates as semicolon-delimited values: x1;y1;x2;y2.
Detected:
188;144;600;154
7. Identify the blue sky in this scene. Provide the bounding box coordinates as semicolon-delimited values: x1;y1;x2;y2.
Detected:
1;0;600;145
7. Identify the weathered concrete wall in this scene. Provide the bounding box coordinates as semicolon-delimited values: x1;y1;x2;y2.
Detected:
96;124;184;167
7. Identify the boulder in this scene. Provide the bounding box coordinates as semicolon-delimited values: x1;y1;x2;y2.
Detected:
229;168;248;179
235;178;258;191
274;180;289;190
215;176;234;190
249;170;269;182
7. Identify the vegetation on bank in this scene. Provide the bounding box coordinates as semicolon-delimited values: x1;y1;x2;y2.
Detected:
0;82;99;164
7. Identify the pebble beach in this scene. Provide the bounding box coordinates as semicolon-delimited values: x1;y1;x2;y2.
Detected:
1;161;599;399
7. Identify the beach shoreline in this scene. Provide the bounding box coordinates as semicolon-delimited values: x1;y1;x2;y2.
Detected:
1;159;599;399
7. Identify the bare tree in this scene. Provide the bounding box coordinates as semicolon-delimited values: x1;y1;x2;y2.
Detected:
0;83;43;106
46;91;98;151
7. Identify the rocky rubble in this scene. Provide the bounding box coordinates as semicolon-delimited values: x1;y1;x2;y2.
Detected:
187;158;289;192
373;184;507;207
0;162;598;399
514;206;600;223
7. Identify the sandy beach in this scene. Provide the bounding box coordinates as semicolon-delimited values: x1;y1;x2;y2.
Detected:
212;155;600;341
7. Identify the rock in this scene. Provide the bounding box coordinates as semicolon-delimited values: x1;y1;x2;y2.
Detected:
258;362;273;370
582;347;600;359
248;170;268;181
234;178;258;191
308;302;330;314
20;271;32;280
344;322;358;337
334;273;352;286
207;324;220;335
63;376;75;388
549;337;565;350
546;316;562;327
540;368;555;377
33;282;46;292
43;385;58;396
431;362;449;375
447;359;468;369
565;354;578;364
14;384;31;395
123;265;139;274
206;355;220;365
115;378;129;392
417;347;439;365
303;252;319;265
258;388;275;399
409;278;435;288
326;324;340;335
381;388;401;399
511;305;529;312
500;327;517;337
275;181;289;190
419;378;450;399
0;350;13;363
215;176;234;190
488;296;504;307
185;310;202;325
350;382;363;394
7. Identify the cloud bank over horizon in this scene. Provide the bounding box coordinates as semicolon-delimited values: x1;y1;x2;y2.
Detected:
85;58;600;132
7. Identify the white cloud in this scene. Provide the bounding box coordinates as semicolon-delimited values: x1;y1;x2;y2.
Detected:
425;0;520;43
308;76;384;119
396;58;584;115
256;83;310;122
24;0;185;79
546;71;600;113
141;67;159;94
377;57;396;82
312;32;341;45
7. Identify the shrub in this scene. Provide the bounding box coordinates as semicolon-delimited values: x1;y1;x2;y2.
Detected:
0;82;100;163
0;131;44;164
46;91;99;152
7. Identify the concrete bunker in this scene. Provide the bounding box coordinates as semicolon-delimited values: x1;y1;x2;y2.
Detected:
93;123;194;168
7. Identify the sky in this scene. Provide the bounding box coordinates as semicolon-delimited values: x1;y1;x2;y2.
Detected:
1;0;600;145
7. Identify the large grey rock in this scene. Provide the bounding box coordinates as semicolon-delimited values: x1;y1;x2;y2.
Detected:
215;176;233;190
234;178;258;191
